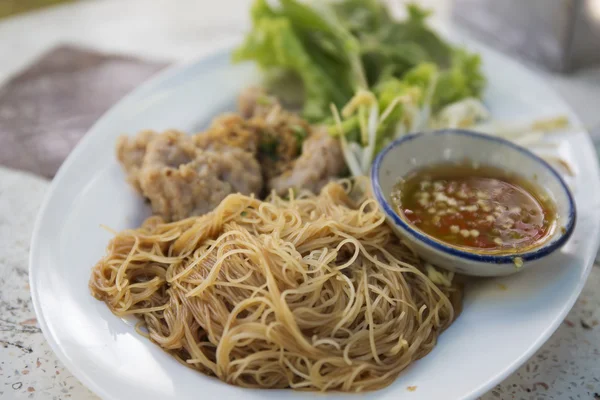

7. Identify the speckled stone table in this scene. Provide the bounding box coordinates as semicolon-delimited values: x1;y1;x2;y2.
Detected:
0;167;96;399
1;168;599;400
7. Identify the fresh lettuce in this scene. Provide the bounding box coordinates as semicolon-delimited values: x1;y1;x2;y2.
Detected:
359;4;452;86
233;0;366;122
432;49;486;111
235;0;488;176
235;0;485;125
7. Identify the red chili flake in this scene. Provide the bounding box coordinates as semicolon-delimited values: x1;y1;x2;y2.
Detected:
407;386;417;392
19;318;37;326
36;359;41;368
21;370;29;375
27;387;35;392
533;382;549;391
564;319;575;327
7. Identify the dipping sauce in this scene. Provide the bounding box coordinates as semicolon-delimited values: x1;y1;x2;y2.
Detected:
391;163;556;252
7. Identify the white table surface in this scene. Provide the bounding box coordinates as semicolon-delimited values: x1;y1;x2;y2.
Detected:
0;1;599;399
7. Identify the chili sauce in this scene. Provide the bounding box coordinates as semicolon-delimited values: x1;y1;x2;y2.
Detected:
391;163;556;252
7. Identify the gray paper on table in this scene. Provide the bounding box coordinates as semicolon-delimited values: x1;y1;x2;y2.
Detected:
0;45;168;178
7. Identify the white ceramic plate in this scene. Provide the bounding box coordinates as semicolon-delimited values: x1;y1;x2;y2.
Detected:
30;40;600;400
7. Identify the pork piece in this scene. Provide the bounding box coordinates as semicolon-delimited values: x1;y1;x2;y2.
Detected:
116;87;347;221
238;89;313;181
142;130;197;171
117;130;262;221
254;109;312;184
194;113;259;154
237;87;278;119
237;87;347;194
269;128;346;195
115;130;156;192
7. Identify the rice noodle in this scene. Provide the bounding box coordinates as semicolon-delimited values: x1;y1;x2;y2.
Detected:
89;181;462;392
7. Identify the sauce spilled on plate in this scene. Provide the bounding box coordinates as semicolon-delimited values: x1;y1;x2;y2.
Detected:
391;163;556;252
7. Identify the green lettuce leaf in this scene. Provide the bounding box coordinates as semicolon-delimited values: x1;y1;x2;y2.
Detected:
233;6;332;120
372;72;431;147
332;0;390;36
355;3;452;86
432;48;485;110
235;0;486;128
233;0;366;122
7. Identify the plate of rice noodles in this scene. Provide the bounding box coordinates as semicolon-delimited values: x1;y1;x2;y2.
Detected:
29;1;600;399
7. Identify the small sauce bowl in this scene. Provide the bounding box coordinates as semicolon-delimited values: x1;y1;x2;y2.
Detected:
371;129;576;277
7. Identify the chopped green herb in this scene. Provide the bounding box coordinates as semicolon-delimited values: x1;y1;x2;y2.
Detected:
291;124;308;153
257;95;273;106
283;187;299;200
241;211;248;217
259;133;280;160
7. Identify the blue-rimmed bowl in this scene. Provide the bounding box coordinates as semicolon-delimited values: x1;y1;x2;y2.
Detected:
371;129;576;277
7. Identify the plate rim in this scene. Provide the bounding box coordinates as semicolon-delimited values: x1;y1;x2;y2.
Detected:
29;38;600;400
